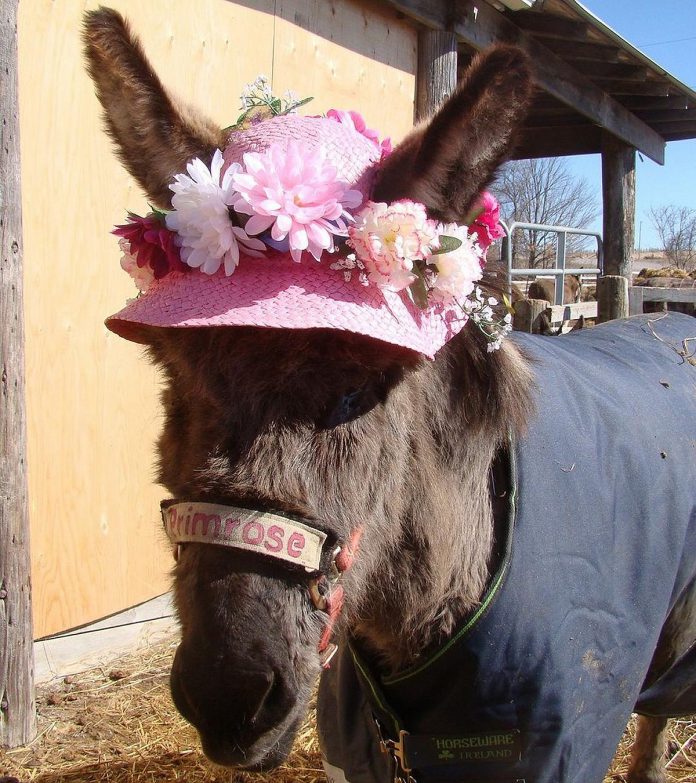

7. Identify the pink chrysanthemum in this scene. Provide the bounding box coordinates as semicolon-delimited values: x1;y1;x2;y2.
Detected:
231;141;363;262
326;109;392;159
113;212;185;280
348;201;438;291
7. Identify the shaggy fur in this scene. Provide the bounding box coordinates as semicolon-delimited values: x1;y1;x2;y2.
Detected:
373;46;534;221
85;11;669;780
146;326;532;670
83;8;226;208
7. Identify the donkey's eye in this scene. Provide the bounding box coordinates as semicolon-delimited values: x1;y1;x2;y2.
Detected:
323;386;377;428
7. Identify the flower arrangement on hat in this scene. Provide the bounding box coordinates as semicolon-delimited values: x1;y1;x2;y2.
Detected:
114;78;511;352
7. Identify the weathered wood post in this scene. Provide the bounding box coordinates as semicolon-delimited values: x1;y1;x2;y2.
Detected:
1;0;36;748
596;275;629;324
416;29;457;120
513;299;549;334
600;132;635;320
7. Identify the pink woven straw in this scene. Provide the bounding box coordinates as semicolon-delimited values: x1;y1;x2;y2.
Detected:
105;115;468;358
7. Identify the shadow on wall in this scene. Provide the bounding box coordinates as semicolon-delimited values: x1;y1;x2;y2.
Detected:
228;0;416;71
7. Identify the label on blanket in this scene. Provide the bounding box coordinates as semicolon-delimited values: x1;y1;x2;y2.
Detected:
162;502;326;571
404;730;523;769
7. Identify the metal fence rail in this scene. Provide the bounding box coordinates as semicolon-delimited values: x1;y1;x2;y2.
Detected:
501;221;604;305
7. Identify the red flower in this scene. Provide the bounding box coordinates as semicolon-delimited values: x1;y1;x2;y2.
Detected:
470;192;505;252
113;212;186;279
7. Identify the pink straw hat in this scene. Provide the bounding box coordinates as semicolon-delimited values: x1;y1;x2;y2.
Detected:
106;114;470;358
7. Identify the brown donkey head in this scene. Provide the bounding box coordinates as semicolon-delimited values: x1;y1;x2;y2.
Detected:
84;8;532;770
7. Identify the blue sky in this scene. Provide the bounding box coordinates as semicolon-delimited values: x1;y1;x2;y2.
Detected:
562;1;696;248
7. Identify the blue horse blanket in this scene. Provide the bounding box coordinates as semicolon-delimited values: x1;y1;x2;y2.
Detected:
318;313;696;783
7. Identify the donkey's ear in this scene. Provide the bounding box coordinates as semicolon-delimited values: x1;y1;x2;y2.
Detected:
83;7;227;208
373;46;533;221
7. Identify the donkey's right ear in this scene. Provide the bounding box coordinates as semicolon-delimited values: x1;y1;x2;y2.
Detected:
83;7;227;208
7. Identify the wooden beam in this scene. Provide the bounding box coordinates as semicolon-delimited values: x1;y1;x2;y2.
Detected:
515;125;602;158
0;0;36;749
416;29;457;120
542;39;621;62
596;79;671;96
383;0;666;163
634;109;696;124
524;114;593;128
597;275;630;322
602;133;636;280
619;95;690;111
657;131;696;142
580;63;649;82
511;10;589;40
649;121;696;136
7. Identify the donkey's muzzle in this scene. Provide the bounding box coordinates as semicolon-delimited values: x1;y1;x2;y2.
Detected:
170;642;298;767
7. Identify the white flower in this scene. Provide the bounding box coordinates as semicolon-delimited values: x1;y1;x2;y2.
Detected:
119;240;155;293
166;150;266;276
427;224;483;304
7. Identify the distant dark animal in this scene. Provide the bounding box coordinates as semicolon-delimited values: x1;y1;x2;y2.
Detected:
84;9;696;783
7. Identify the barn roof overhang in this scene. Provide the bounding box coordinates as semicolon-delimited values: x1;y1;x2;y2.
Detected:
383;0;696;164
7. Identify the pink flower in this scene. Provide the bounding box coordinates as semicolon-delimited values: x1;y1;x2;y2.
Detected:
427;225;483;304
470;192;504;251
113;212;186;279
348;201;438;291
231;141;362;262
327;109;392;159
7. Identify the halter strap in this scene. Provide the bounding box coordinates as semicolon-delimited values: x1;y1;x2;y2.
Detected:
161;501;327;571
161;499;362;668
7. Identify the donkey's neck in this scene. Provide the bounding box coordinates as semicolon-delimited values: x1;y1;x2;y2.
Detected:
349;337;531;674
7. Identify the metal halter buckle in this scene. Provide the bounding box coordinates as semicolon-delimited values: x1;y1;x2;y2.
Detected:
374;718;416;783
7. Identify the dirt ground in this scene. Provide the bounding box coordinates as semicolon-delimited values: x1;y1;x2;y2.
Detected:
1;636;694;783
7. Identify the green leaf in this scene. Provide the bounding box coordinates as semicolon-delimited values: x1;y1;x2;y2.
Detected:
147;205;169;222
408;274;430;309
430;235;462;255
463;205;484;225
270;98;282;114
291;96;314;110
502;292;514;313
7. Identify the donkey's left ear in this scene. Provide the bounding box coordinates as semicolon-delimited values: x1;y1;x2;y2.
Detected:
373;46;533;222
83;8;227;208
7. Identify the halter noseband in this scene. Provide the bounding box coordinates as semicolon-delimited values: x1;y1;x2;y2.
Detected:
161;501;361;667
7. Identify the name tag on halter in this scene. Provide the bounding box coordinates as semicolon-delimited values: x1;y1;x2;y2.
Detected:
162;501;327;571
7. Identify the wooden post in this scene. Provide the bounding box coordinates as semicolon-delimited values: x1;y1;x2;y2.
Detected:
513;299;550;334
416;29;457;120
1;0;36;748
597;275;629;323
601;132;636;281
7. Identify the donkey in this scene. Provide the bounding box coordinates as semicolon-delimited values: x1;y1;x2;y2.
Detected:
83;9;696;783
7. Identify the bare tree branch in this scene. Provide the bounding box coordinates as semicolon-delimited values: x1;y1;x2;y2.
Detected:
648;205;696;270
492;158;599;269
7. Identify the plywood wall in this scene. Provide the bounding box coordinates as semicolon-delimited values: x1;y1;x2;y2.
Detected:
18;0;416;637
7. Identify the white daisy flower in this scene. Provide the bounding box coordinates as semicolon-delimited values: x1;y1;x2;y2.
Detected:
166;149;266;276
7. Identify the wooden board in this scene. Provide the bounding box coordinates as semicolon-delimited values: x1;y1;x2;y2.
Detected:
18;0;416;637
272;0;416;140
629;286;696;316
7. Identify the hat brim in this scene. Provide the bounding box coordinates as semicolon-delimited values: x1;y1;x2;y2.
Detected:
106;254;467;359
